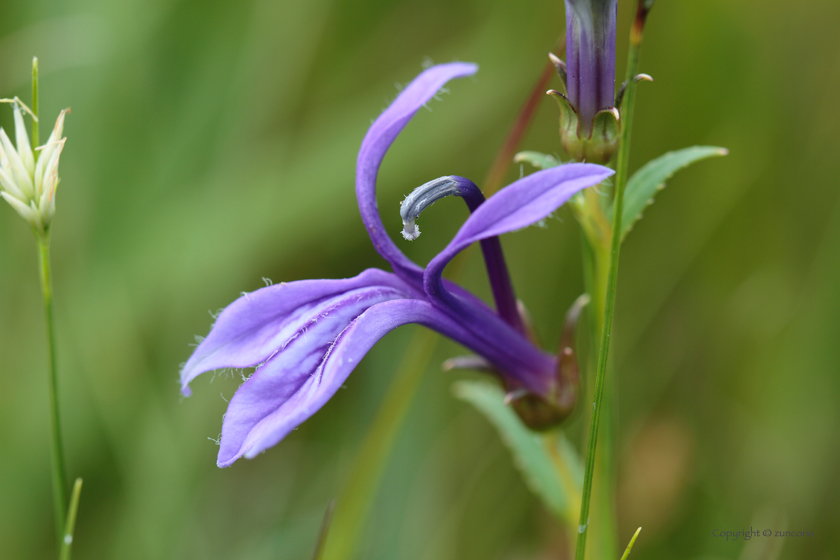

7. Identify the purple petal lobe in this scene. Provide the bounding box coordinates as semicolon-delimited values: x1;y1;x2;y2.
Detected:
426;163;613;287
217;299;468;466
180;269;411;395
356;62;478;284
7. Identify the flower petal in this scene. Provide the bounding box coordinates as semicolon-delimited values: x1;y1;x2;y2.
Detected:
12;103;34;175
0;165;27;201
217;298;475;466
356;62;477;285
0;128;33;198
425;163;613;292
1;191;36;223
180;269;412;395
38;138;64;207
35;109;68;195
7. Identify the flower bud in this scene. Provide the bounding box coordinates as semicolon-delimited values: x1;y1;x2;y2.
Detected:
548;0;620;163
565;0;617;131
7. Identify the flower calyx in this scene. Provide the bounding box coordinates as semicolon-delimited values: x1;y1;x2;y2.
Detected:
443;296;583;431
547;88;620;164
505;294;587;430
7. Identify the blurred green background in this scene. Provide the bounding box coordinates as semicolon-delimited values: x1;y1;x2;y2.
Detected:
1;0;838;558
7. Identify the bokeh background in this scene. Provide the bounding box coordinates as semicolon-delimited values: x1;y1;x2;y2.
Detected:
1;0;839;558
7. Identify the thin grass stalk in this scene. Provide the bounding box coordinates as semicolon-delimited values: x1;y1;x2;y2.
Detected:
38;231;68;545
574;2;651;559
59;478;83;560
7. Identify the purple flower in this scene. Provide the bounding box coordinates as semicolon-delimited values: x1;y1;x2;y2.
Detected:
548;0;621;163
565;0;618;131
181;63;613;467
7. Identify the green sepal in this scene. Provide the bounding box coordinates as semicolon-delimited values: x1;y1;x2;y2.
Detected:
611;145;728;240
615;73;653;111
588;107;621;163
547;89;580;158
514;150;561;170
547;90;620;164
452;379;583;524
506;294;587;431
548;52;568;94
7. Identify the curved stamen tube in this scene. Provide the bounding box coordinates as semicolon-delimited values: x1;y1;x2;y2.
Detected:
400;176;524;332
400;177;462;241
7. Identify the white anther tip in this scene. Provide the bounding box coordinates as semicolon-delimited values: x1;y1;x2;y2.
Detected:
401;221;420;241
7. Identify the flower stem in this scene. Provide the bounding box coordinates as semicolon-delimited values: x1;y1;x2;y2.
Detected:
574;3;650;560
37;231;68;544
578;231;617;560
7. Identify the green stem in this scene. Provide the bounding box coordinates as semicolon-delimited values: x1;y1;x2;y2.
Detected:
37;231;68;545
579;232;617;560
574;3;650;560
593;359;617;559
59;478;83;560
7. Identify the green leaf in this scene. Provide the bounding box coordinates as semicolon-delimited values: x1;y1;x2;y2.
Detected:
514;150;561;170
311;500;335;560
614;146;728;240
452;380;582;523
59;478;83;560
620;527;643;560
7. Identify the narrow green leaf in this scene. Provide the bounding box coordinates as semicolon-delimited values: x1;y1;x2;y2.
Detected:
514;150;561;170
620;527;642;560
311;499;335;560
59;478;83;560
453;380;581;522
615;146;728;240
